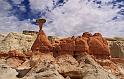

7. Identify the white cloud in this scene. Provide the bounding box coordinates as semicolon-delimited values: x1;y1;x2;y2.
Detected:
29;0;54;11
0;0;124;37
0;0;38;33
0;16;37;32
42;0;123;37
0;0;12;16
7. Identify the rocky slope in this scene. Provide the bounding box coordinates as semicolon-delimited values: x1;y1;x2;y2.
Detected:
0;32;123;79
0;51;119;79
0;32;36;52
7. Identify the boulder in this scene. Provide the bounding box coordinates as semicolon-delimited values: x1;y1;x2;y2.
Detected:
24;52;64;79
74;53;119;79
52;40;61;57
0;64;18;79
112;58;124;79
55;54;79;74
55;53;118;79
0;50;30;69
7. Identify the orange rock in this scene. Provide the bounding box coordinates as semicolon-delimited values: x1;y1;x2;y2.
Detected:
82;32;92;38
75;36;89;52
8;50;26;58
52;40;61;51
93;33;108;45
31;30;52;52
96;59;120;75
0;52;8;58
53;37;75;56
23;50;33;58
31;19;52;52
88;33;110;59
59;37;75;52
6;57;24;68
31;28;110;59
52;40;61;57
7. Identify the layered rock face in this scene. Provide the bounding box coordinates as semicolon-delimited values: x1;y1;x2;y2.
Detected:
51;32;110;59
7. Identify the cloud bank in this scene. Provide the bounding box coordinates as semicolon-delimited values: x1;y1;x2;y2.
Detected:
0;0;124;37
0;0;37;33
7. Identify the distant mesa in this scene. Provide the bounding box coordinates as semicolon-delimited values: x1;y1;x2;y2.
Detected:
23;30;38;35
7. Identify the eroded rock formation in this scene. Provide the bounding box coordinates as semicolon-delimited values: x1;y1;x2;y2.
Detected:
51;32;111;59
0;19;123;79
88;33;110;59
31;19;52;53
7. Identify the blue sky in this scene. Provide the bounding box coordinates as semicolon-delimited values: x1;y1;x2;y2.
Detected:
7;0;67;23
0;0;124;36
7;0;124;22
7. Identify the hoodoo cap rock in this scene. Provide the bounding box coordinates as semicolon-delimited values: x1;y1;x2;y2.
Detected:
36;18;46;23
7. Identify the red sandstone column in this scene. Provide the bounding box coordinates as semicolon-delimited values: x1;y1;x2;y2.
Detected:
31;19;52;52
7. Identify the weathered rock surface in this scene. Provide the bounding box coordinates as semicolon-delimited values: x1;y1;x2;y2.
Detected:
87;33;110;59
52;32;111;59
0;31;124;79
0;34;5;42
75;53;118;79
0;63;18;79
31;31;52;52
0;32;124;59
0;50;31;70
0;18;123;79
24;52;64;79
6;57;24;68
111;58;124;79
109;41;124;58
0;32;36;52
75;36;89;52
21;52;118;79
56;54;79;74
